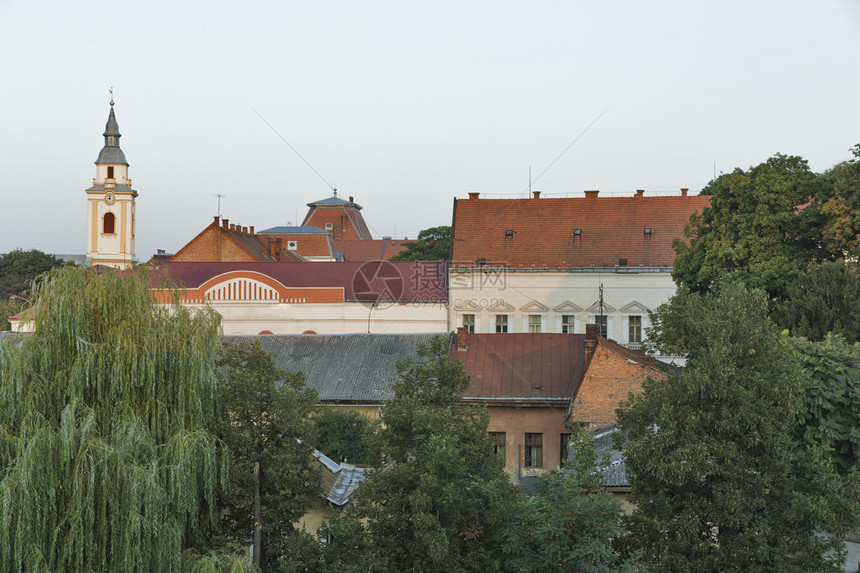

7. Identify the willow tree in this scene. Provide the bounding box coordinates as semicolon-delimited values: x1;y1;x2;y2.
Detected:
0;267;247;571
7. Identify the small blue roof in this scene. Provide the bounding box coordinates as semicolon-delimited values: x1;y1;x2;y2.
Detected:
258;226;329;234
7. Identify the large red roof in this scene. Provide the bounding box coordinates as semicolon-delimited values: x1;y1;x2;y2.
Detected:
453;333;587;400
451;193;710;268
157;261;447;304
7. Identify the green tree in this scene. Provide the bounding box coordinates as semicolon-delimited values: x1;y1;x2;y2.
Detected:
0;248;67;298
619;284;858;572
215;341;320;570
772;261;860;343
389;226;452;261
501;430;644;572
816;143;860;260
672;153;822;299
0;296;26;331
793;333;860;476
0;266;249;571
324;336;521;571
311;406;380;465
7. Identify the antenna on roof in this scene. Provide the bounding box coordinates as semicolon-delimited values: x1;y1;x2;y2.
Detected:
214;194;226;218
529;166;532;194
598;283;605;322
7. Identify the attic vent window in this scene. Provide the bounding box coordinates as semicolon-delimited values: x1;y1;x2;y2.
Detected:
644;228;652;237
619;258;627;266
287;241;298;250
325;223;333;230
574;229;582;237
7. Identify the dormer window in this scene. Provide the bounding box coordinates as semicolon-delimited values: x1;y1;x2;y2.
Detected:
107;166;114;179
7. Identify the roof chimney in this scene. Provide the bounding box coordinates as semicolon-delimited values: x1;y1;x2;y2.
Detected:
584;190;599;199
222;218;229;229
681;188;689;197
274;238;283;261
249;226;255;234
456;327;468;350
242;226;248;234
349;196;354;203
213;216;220;225
635;189;644;197
532;191;541;199
468;192;480;200
586;323;599;341
230;224;235;231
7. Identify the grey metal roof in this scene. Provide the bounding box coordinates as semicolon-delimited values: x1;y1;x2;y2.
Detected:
591;427;628;488
258;226;329;234
307;196;363;209
86;184;136;193
224;333;441;402
95;105;128;164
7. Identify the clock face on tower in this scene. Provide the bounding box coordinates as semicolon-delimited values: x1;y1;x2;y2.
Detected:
105;192;116;205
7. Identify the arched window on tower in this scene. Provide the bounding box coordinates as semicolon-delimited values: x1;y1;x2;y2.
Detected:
103;212;116;235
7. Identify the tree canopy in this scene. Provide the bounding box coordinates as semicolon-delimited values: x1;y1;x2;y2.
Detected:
672;153;822;299
619;284;858;572
310;406;380;465
323;336;521;571
0;248;67;299
0;266;248;571
214;340;319;570
389;225;452;261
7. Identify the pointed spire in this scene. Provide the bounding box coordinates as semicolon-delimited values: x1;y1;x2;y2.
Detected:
95;93;127;165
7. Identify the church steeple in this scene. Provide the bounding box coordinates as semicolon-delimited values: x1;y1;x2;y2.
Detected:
95;98;128;165
86;93;138;269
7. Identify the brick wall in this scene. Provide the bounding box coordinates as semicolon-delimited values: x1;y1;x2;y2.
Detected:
171;226;258;262
571;344;667;426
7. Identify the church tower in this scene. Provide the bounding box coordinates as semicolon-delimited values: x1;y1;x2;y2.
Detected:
86;96;137;268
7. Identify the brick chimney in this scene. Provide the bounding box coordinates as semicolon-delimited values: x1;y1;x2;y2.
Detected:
242;226;248;234
249;226;255;234
584;190;599;199
635;189;644;197
273;238;283;261
213;216;220;225
456;327;468;350
468;192;480;200
681;188;689;197
532;191;541;199
229;224;235;231
349;196;354;203
222;218;229;229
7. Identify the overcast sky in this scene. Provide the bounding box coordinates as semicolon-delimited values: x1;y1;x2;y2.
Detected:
2;0;859;260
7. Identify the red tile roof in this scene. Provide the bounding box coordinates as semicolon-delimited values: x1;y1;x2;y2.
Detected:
451;194;710;268
157;261;448;304
452;333;586;400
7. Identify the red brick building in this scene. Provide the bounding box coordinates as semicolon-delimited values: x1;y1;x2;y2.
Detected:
452;326;669;476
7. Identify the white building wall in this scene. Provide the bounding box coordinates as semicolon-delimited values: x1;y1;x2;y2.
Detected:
186;300;449;335
449;268;676;348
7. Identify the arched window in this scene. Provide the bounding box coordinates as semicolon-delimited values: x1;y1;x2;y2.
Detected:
301;330;318;335
258;330;274;335
103;212;115;234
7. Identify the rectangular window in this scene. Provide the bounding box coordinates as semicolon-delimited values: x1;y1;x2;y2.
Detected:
489;432;505;460
562;315;575;334
525;433;543;468
107;166;114;179
629;315;642;344
528;314;541;333
594;315;608;338
495;315;508;333
462;314;475;333
560;433;572;464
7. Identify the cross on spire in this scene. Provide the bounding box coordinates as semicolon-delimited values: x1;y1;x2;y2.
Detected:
109;87;114;106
